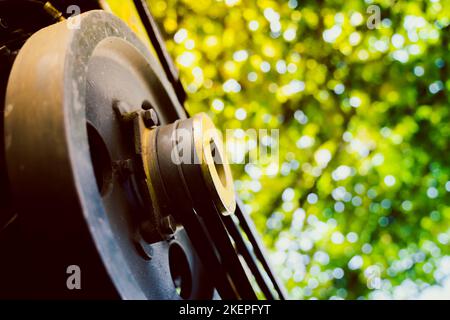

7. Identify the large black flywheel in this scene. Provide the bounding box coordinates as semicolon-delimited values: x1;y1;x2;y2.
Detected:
0;7;285;300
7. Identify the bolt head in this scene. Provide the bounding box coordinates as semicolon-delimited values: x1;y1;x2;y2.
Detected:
142;109;159;128
113;101;139;122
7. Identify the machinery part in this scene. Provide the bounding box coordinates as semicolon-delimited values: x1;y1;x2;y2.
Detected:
133;108;285;299
1;4;287;300
0;1;73;232
234;198;288;300
133;0;186;105
137;112;258;299
3;10;209;299
42;1;65;22
111;91;257;299
121;1;287;298
142;113;236;218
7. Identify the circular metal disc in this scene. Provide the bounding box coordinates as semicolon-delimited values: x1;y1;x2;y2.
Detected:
4;11;209;299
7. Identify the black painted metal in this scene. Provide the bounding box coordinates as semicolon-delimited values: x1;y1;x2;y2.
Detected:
133;0;187;106
223;214;276;300
2;11;199;299
149;120;242;299
235;198;287;300
0;1;287;300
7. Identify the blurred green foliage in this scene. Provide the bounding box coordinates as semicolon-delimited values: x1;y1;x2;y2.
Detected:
142;0;449;299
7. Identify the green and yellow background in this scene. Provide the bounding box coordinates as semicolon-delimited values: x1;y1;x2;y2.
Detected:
106;0;449;299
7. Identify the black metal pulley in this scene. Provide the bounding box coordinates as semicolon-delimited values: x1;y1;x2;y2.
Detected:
1;7;286;300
